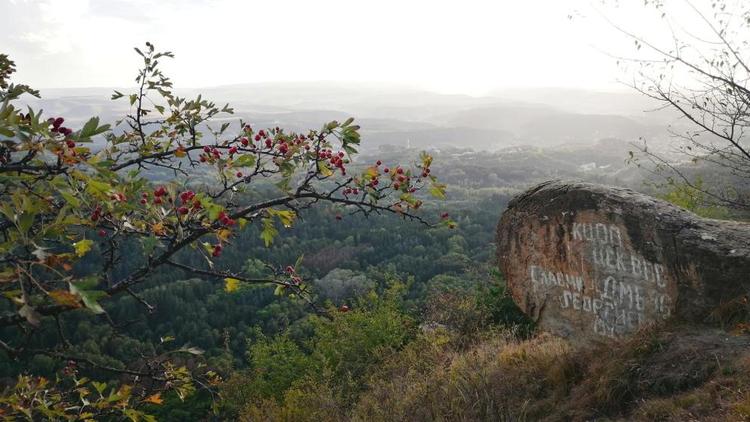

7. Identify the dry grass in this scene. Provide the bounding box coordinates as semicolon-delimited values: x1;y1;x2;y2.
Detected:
236;324;750;421
352;329;577;421
352;325;750;422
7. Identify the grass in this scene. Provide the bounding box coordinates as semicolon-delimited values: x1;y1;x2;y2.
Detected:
233;319;750;421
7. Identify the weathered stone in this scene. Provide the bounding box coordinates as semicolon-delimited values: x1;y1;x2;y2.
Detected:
496;181;750;342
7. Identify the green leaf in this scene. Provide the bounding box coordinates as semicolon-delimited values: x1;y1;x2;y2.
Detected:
18;212;35;234
85;180;112;197
59;190;81;207
92;381;107;395
317;161;333;177
69;280;106;314
260;218;278;247
429;183;447;199
233;154;256;167
19;304;41;326
142;236;158;255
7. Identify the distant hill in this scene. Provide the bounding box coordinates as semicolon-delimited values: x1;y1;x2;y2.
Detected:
18;82;679;152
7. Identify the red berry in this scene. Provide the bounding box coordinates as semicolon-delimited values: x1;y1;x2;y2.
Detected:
203;146;211;153
240;137;249;146
383;168;390;173
98;229;107;237
140;198;147;205
53;117;64;128
396;168;404;174
178;206;189;215
376;160;382;166
154;197;163;205
236;172;243;178
179;191;195;202
229;146;238;155
65;140;75;148
285;266;295;274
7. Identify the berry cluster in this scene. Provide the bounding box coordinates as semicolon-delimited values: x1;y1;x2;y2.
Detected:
191;124;357;180
217;211;235;226
48;117;73;138
285;265;302;285
47;117;78;154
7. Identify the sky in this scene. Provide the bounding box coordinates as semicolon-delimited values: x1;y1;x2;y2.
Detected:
0;0;721;95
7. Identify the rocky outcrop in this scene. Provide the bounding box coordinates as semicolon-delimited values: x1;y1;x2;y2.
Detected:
496;181;750;343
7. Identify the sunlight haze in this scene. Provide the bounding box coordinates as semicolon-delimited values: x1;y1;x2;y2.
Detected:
1;0;683;94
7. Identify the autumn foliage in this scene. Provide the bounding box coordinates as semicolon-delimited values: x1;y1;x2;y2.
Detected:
0;43;450;419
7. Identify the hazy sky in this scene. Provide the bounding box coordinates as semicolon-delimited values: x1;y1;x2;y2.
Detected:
0;0;714;95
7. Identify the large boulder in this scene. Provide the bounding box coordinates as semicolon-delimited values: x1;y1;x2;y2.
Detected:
496;181;750;342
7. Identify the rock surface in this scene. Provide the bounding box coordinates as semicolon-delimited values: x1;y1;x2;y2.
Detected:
496;181;750;342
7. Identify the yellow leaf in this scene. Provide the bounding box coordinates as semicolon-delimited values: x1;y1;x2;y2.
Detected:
49;290;82;308
364;166;379;180
152;222;167;236
144;393;164;405
174;147;186;158
73;239;93;257
224;277;240;293
267;209;296;228
217;229;232;242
